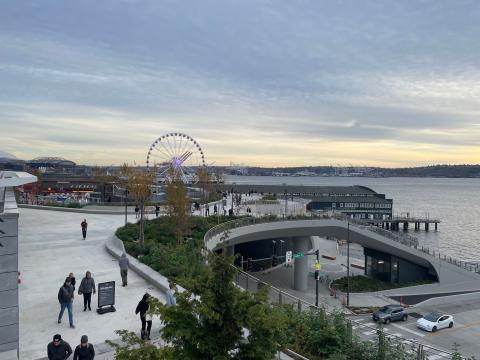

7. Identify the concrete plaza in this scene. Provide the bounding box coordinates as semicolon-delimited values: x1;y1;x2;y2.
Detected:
18;209;166;360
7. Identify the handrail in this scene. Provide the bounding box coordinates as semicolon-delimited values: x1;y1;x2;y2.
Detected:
205;214;478;274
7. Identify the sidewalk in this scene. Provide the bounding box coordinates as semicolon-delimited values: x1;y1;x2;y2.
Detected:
18;209;166;360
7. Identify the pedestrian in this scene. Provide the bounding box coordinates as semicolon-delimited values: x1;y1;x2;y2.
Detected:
81;219;88;240
78;271;96;311
48;334;72;360
58;277;75;328
135;293;152;340
166;282;176;307
68;272;76;292
213;204;218;215
205;206;210;216
119;253;129;287
155;205;160;217
134;205;139;219
73;335;95;360
223;207;227;216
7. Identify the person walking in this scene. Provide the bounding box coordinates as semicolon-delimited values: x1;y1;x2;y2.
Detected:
81;219;88;240
67;272;76;292
58;277;75;328
135;293;152;340
78;271;96;311
73;335;95;360
166;282;176;307
213;204;218;215
119;253;129;286
155;205;160;217
48;334;72;360
134;205;139;219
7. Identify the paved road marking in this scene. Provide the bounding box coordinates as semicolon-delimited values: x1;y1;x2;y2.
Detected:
428;355;444;360
427;320;480;336
391;323;426;337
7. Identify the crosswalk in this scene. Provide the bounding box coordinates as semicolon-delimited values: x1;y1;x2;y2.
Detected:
351;318;452;360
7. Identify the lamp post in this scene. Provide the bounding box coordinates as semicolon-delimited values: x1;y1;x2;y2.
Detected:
346;222;350;307
283;183;287;218
279;239;284;259
124;188;128;226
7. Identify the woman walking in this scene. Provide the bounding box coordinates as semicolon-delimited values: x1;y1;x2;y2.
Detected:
78;271;96;311
135;293;152;340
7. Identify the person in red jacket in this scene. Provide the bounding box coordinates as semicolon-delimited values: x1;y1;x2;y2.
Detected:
81;219;88;240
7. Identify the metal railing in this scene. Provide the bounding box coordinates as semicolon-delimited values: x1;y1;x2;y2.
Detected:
231;266;455;359
205;214;478;275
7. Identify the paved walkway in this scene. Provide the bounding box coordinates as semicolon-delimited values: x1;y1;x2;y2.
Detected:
18;209;166;360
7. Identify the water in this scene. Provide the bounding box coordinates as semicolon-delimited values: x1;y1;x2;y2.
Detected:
225;175;480;262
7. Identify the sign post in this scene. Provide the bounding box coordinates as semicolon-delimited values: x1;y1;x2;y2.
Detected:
97;281;116;314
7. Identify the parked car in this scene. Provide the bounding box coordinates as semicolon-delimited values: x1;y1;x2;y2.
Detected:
372;305;408;324
416;312;454;332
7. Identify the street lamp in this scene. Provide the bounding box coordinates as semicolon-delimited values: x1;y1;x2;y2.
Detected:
283;183;287;218
279;239;284;259
271;240;277;256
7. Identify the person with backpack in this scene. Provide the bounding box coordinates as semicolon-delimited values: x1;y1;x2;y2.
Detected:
135;293;152;340
58;277;75;328
73;335;95;360
78;271;96;311
47;334;72;360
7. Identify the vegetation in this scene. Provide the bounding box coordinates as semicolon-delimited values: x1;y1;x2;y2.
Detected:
109;253;284;360
164;170;191;243
331;275;435;293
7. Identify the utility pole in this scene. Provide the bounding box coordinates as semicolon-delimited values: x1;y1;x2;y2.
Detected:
315;249;320;307
283;183;287;218
346;222;350;307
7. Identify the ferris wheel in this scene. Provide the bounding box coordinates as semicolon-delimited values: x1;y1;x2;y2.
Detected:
146;133;206;184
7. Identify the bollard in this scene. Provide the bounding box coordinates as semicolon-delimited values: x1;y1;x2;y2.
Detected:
297;299;302;312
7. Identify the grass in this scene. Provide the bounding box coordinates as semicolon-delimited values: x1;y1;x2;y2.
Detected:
331;275;435;293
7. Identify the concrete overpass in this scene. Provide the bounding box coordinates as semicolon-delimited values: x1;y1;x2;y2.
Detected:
205;218;480;294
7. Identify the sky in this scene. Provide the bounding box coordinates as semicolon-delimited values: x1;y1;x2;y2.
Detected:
1;0;480;167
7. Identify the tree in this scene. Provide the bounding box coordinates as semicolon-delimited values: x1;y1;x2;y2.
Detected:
126;168;155;248
149;253;284;360
164;169;191;243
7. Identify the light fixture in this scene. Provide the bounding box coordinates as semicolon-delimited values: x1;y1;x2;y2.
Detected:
378;260;384;264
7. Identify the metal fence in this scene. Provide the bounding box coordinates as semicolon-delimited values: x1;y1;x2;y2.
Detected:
231;266;456;359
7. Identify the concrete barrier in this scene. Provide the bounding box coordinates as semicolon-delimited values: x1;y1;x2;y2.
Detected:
105;234;184;294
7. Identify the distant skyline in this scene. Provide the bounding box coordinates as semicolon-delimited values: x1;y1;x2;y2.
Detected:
2;1;480;167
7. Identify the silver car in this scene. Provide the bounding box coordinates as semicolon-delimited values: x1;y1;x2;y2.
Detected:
373;305;408;324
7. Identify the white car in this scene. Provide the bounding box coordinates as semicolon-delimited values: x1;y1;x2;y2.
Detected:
416;312;454;332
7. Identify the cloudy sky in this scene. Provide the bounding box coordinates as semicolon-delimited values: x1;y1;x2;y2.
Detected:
1;0;480;167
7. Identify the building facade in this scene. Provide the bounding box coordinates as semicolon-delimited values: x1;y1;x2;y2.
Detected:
0;171;37;360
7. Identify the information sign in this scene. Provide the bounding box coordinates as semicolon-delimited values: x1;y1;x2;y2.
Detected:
293;252;304;259
285;250;293;266
97;281;116;314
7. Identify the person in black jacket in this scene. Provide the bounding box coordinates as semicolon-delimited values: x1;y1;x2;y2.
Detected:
47;334;72;360
58;277;75;328
135;293;152;340
73;335;95;360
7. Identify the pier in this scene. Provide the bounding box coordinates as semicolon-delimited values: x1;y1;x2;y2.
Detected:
370;217;440;232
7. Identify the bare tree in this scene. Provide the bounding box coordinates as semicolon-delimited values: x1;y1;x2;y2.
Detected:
126;167;155;248
165;169;191;243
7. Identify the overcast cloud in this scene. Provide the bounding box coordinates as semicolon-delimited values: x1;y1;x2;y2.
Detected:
1;0;480;166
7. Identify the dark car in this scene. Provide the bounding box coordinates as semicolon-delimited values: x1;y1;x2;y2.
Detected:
372;305;408;324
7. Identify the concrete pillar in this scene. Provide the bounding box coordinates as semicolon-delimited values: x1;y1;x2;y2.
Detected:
435;223;438;231
403;222;408;231
225;245;234;257
293;236;311;291
425;223;429;232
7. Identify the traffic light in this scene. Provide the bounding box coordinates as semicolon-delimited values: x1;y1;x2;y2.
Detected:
315;270;320;281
